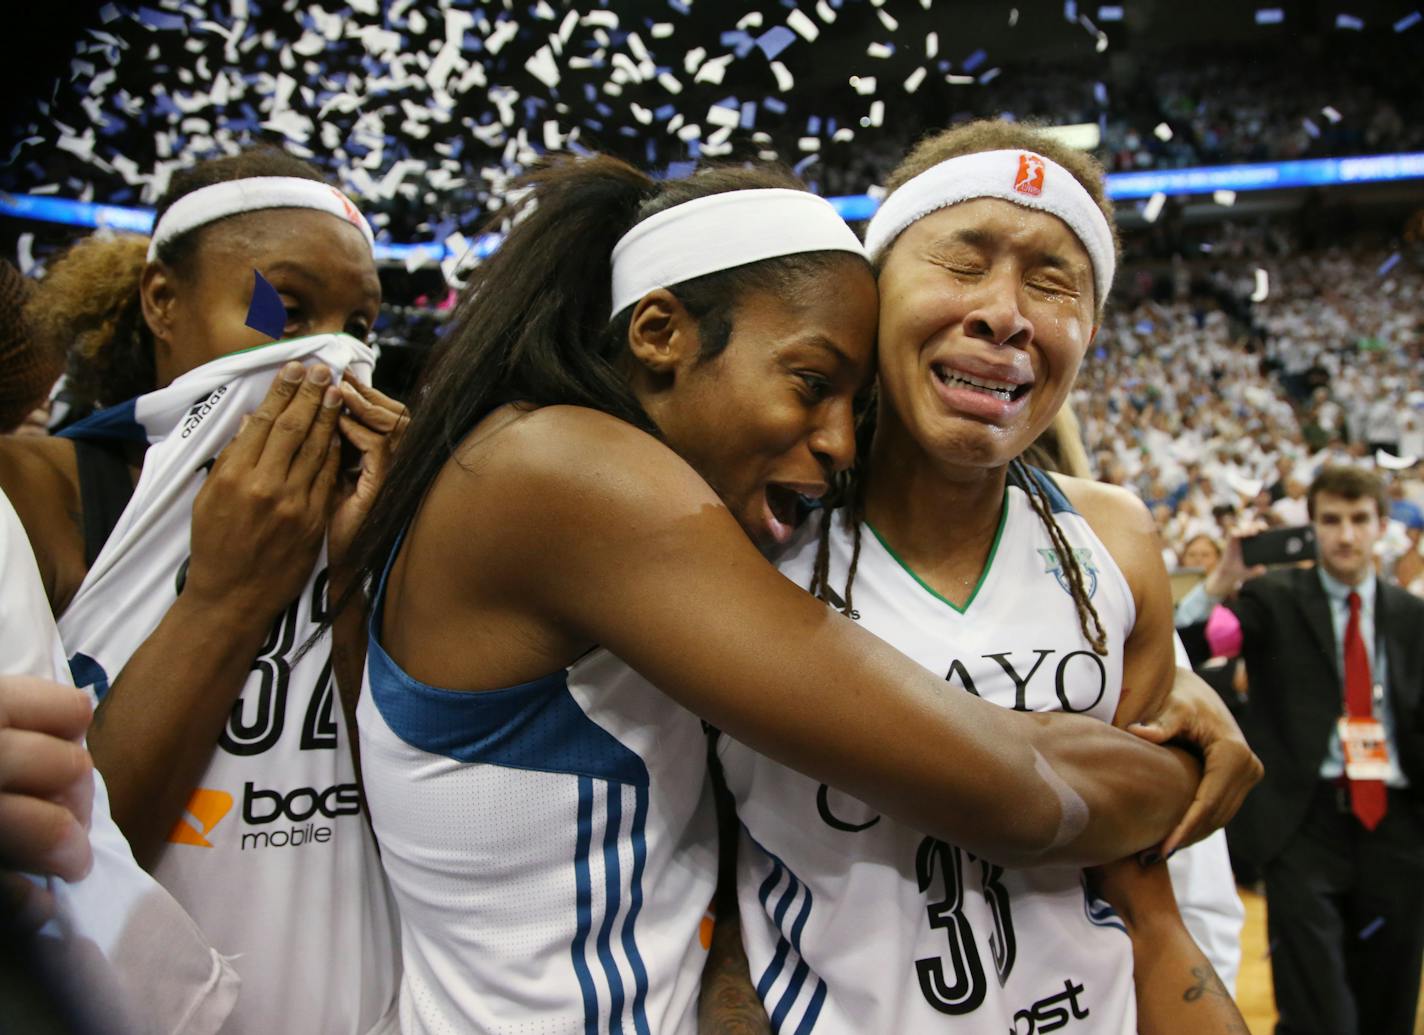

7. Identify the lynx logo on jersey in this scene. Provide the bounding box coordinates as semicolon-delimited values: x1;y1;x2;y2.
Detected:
1038;547;1098;599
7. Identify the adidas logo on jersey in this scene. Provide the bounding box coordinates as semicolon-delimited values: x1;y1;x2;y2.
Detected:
180;385;229;439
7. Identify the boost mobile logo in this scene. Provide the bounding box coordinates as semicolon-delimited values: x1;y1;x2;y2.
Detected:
169;788;234;847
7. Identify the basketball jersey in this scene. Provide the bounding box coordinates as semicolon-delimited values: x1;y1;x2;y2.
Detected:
359;534;719;1034
719;470;1139;1034
56;334;399;1034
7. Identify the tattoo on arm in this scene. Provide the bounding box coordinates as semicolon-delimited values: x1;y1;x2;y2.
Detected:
1182;964;1231;1003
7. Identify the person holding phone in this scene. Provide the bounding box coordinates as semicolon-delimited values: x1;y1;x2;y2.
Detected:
1178;465;1424;1035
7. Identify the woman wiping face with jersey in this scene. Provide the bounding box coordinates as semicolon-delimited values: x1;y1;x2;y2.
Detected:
0;147;408;1033
713;121;1255;1034
349;151;1258;1033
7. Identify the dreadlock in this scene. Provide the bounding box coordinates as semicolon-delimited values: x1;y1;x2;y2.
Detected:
1010;458;1109;656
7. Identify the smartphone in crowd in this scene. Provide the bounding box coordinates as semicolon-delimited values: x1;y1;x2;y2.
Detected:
1240;525;1317;567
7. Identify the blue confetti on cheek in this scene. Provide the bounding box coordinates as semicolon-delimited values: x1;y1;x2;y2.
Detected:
245;269;287;341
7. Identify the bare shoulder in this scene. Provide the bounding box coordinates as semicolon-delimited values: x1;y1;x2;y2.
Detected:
447;404;721;525
0;435;85;608
1053;474;1156;537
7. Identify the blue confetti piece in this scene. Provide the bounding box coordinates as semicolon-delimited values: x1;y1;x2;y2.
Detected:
1378;252;1402;277
720;30;755;58
807;115;821;135
245;270;286;341
137;6;186;30
963;49;987;71
665;160;696;179
1064;0;1078;21
715;95;740;108
763;96;787;114
1255;8;1284;24
740;102;757;129
1336;13;1365;29
595;102;614;117
668;0;691;16
793;155;819;176
1395;10;1421;31
756;25;796;60
655;104;676;120
1358;917;1386;940
583;83;596;101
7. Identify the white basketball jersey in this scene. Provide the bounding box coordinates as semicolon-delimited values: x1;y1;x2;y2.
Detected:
719;470;1139;1035
359;540;719;1034
57;334;399;1034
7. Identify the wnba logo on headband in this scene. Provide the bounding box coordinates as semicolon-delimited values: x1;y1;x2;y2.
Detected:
1014;154;1045;197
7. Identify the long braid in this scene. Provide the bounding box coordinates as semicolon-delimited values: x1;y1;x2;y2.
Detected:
1013;458;1108;656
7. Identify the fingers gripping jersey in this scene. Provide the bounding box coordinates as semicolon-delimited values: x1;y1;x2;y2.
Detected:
57;335;399;1035
359;543;718;1035
719;473;1139;1035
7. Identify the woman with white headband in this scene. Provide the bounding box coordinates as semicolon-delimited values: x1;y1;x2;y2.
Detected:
715;122;1253;1032
0;147;406;1033
348;151;1257;1033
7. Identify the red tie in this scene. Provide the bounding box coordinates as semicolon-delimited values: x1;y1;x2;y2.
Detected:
1345;591;1387;830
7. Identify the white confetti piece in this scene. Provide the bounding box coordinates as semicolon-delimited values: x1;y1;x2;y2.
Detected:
707;126;733;146
582;10;618;29
946;73;975;84
694;53;733;84
485;20;520;55
787;9;819;41
1213;189;1236;206
757;149;779;161
926;31;939;58
904;67;926;92
706;104;740;128
1010;7;1019;25
878;10;898;30
683;46;706;73
770;60;794;91
1153;122;1173;141
1322;105;1343;123
630;104;653;125
737;12;763;29
16;233;35;275
658;72;683;94
832;127;854;143
850;75;877;95
1250;268;1269;302
797;136;820;152
868;99;885;127
867;41;893;58
542;120;562;149
816;0;836;23
651;22;674;38
677;123;701;141
525;44;560;88
1142;191;1166;223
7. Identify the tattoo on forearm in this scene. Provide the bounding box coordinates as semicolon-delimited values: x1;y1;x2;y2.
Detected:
1182;964;1231;1002
701;981;772;1035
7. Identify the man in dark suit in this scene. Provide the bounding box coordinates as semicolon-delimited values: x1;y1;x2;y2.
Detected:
1179;465;1424;1035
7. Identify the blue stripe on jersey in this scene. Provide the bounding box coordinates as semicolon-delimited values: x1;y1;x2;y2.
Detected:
1011;464;1077;515
747;830;827;1033
366;535;649;786
597;786;628;1031
573;777;600;1035
1082;877;1129;935
622;785;653;1035
57;397;145;443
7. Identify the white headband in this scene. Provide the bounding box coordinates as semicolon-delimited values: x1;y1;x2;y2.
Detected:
147;176;376;261
864;149;1115;306
609;188;866;319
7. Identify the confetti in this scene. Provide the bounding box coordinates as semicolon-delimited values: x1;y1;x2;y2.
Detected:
1322;105;1343;123
244;269;287;340
1098;6;1124;20
1395;11;1421;31
1213;189;1236;206
1142;192;1166;223
904;67;926;93
1153;122;1173;142
755;26;797;60
1255;8;1284;24
1378;252;1402;276
867;41;893;58
1335;13;1365;29
769;60;794;91
850;75;877;95
786;9;820;42
1250;268;1270;302
816;1;836;23
1358;917;1386;940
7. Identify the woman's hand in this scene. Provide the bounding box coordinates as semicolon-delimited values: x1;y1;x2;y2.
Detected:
327;375;409;574
184;361;342;624
1129;667;1263;856
0;676;94;929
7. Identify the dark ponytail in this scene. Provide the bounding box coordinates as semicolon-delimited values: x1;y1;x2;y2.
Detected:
348;153;859;601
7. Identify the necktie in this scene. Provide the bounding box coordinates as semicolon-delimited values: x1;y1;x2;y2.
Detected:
1345;591;1387;830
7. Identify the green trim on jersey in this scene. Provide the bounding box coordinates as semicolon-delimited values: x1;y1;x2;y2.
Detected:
865;492;1009;615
